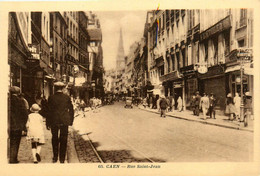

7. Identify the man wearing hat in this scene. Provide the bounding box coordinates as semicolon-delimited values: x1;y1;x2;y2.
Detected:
209;93;216;119
9;86;28;163
47;81;74;163
194;91;201;116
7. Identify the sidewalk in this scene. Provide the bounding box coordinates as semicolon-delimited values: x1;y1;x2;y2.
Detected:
17;121;77;164
138;105;254;132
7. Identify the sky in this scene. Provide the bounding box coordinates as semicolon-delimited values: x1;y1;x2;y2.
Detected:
94;11;147;70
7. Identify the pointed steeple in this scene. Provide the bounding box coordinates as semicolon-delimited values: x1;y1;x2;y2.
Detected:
116;28;125;70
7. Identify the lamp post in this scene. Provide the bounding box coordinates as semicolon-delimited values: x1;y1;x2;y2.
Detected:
240;54;244;123
237;48;252;124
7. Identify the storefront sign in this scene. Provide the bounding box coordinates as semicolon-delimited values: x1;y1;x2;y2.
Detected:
159;71;181;82
200;16;231;41
237;48;253;58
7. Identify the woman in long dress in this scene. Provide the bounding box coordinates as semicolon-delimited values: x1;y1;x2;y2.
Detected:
225;93;236;121
177;96;183;112
233;93;241;119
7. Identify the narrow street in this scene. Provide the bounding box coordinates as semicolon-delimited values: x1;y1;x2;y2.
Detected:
73;102;253;162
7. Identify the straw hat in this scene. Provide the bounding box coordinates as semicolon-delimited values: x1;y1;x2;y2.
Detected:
245;92;252;97
30;104;41;112
227;93;232;97
10;86;20;94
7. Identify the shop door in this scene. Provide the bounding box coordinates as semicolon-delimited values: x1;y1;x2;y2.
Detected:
174;87;182;109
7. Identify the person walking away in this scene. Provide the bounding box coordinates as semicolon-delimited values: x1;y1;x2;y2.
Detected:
194;91;201;116
149;96;153;109
26;104;45;164
19;93;30;136
166;96;170;112
200;93;209;120
157;96;161;112
159;95;168;118
171;96;175;113
143;97;148;108
233;93;241;120
190;94;196;115
225;93;236;121
244;92;252;122
177;96;183;112
209;93;216;119
9;86;28;163
46;82;74;163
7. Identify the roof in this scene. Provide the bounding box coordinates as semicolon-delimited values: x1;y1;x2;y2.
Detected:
87;28;102;41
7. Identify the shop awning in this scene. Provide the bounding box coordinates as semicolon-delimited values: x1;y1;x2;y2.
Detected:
225;63;253;75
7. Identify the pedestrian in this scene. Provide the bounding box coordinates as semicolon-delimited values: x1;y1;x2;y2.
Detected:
19;93;29;112
244;92;253;122
200;93;209;120
157;95;161;112
171;96;175;113
19;93;30;136
194;91;201;116
143;97;148;108
225;93;236;121
152;95;157;109
35;92;42;106
190;93;196;115
9;86;28;163
26;104;45;164
149;96;153;109
177;96;183;112
233;93;241;120
159;95;168;118
166;96;170;112
46;81;74;163
209;93;216;119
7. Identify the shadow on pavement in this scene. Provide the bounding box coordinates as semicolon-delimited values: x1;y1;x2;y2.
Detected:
73;130;165;163
98;150;165;163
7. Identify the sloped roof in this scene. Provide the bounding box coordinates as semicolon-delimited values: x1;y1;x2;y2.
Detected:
87;28;102;41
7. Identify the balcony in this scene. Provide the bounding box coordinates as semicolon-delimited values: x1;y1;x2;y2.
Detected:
159;70;181;82
180;64;195;74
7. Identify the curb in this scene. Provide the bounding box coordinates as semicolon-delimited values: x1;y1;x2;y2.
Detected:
138;107;253;133
67;127;80;163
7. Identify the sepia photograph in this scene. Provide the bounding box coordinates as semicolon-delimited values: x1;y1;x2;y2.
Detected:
1;0;260;175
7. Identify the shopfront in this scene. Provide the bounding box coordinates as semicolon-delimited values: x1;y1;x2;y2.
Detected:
197;65;226;111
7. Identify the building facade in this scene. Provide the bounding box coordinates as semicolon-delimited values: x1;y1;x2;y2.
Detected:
146;9;254;113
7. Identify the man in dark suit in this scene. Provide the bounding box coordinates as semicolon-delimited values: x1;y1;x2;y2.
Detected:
194;91;201;116
9;86;28;163
209;93;216;119
47;82;74;163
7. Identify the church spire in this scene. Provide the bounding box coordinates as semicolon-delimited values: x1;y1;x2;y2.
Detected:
116;27;125;70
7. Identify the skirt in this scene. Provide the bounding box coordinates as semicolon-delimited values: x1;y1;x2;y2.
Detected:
225;104;236;114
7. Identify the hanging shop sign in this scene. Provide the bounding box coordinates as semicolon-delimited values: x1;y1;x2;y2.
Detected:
195;62;208;74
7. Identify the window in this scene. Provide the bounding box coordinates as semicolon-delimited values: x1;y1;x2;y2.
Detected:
176;52;180;71
204;42;208;62
224;32;230;55
240;9;247;27
171;54;175;71
159;65;164;76
238;39;245;48
181;48;186;67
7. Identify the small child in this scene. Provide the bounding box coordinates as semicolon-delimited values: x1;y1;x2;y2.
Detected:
26;104;45;164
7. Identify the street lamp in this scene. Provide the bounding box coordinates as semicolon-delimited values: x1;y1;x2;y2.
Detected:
237;48;252;125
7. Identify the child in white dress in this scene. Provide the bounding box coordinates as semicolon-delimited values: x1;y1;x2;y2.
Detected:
26;104;45;164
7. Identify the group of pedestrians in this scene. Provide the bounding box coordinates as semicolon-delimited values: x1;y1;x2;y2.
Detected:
190;91;217;120
9;81;74;164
